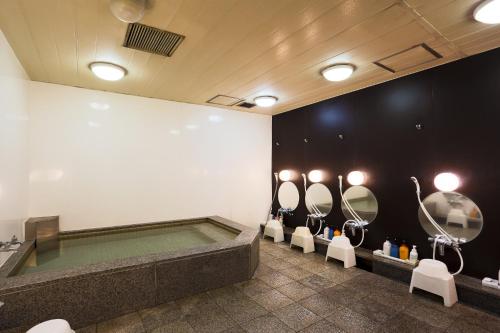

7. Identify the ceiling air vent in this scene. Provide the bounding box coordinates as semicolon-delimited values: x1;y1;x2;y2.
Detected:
123;23;185;57
237;101;256;108
374;43;442;73
206;95;243;106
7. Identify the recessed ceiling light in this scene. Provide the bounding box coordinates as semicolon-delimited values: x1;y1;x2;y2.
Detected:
254;96;278;107
321;64;355;82
474;0;500;24
89;62;127;81
434;172;460;192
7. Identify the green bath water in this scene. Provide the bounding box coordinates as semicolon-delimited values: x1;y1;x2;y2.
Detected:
17;222;237;275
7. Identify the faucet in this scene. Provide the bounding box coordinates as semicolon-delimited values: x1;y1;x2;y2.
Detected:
344;220;369;237
428;235;463;256
0;235;22;252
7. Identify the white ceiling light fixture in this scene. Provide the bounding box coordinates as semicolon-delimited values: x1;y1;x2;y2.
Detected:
109;0;146;23
279;170;292;182
254;96;278;107
321;64;355;82
89;62;127;81
347;171;366;186
434;172;460;192
474;0;500;24
308;170;323;183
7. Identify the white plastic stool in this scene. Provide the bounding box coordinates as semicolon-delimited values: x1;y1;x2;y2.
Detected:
325;235;356;268
446;209;468;228
409;259;458;307
263;219;285;243
290;227;315;253
27;319;75;333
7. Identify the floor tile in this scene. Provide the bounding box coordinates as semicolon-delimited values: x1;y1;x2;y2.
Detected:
381;313;444;333
273;303;321;331
277;281;317;301
250;289;294;311
252;263;275;278
300;260;332;274
349;298;398;323
405;303;455;329
265;258;293;270
219;326;247;333
150;320;194;333
138;302;184;331
299;294;342;317
323;304;380;333
280;266;314;280
184;306;238;333
97;312;145;333
299;274;337;291
176;293;216;315
76;325;96;333
239;314;294;333
208;285;246;307
323;284;365;307
297;319;345;333
444;318;490;333
234;279;273;298
451;303;500;332
218;296;268;325
257;271;295;288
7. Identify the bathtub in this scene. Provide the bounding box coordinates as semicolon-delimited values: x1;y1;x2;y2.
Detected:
0;216;259;331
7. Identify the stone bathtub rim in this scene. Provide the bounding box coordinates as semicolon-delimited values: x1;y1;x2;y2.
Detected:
0;215;259;294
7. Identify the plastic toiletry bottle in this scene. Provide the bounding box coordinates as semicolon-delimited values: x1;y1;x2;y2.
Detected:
399;240;409;260
334;228;341;237
409;245;418;263
390;239;399;258
329;227;334;240
324;226;330;239
383;238;391;256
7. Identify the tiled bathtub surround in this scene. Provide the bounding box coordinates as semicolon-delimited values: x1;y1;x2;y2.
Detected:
6;237;494;333
0;216;259;331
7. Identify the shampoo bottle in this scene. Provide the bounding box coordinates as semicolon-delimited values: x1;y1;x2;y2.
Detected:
334;228;341;237
409;245;418;263
383;238;391;256
399;240;409;260
390;239;399;258
324;226;330;239
329;227;334;240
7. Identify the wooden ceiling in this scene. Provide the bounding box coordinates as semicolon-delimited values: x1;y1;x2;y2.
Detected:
1;0;499;115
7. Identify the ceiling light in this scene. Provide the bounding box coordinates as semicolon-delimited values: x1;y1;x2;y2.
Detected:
434;172;460;192
89;62;126;81
279;170;292;182
474;0;500;24
254;96;278;107
347;171;366;186
308;170;323;183
321;64;355;82
109;0;146;23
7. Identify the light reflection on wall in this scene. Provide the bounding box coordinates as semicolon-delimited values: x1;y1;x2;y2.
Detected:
29;169;64;182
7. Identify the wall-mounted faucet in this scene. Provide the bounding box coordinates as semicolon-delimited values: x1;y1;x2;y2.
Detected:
0;235;22;252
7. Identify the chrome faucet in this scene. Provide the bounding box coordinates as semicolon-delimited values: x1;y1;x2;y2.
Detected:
0;235;22;252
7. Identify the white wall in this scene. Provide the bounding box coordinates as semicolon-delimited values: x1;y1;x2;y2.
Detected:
28;82;271;231
0;30;30;241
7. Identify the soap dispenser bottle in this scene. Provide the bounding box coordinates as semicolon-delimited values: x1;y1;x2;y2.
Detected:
390;239;399;258
409;245;418;263
324;226;330;239
334;228;341;237
399;240;409;260
383;238;391;256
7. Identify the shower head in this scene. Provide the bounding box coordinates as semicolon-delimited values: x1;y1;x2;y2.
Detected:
410;176;421;193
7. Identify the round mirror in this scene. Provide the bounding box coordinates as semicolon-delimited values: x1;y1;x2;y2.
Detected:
306;183;333;215
418;192;483;243
278;181;300;210
341;186;378;223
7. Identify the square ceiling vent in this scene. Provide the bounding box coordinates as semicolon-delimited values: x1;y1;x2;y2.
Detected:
374;43;442;73
123;23;185;57
206;95;244;106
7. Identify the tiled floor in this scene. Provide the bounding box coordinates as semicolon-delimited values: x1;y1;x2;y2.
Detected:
76;238;500;333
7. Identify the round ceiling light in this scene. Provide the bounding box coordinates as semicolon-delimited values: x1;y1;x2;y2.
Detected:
434;172;460;192
474;0;500;24
347;171;366;186
254;96;278;107
89;62;127;81
109;0;146;23
321;64;355;82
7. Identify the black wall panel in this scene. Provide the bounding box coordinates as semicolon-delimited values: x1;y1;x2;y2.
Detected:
272;47;500;279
